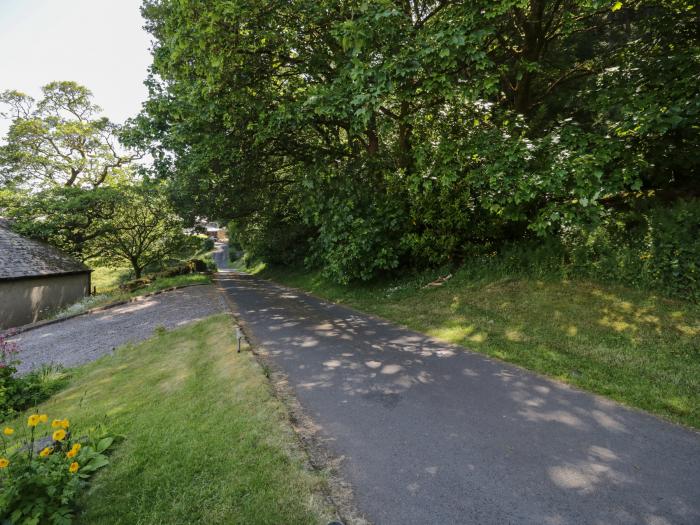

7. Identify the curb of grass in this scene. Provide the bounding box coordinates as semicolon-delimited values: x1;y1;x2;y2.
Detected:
250;270;700;434
213;272;371;525
5;281;212;336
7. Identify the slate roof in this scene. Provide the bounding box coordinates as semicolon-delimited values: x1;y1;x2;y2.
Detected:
0;221;90;281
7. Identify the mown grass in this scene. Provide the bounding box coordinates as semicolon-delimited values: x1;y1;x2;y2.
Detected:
257;264;700;429
90;266;132;294
15;315;331;524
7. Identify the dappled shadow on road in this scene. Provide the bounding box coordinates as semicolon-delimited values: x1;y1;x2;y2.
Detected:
217;273;700;525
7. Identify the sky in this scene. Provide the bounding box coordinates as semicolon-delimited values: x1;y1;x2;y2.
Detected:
0;0;152;135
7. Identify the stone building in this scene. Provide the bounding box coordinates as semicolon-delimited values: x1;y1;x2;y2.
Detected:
0;223;91;329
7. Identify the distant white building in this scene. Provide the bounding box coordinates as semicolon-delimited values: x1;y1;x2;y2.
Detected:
186;219;227;242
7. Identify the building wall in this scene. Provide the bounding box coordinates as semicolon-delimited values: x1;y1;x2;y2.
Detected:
0;273;90;329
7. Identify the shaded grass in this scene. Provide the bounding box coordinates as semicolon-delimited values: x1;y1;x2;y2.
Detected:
18;315;330;524
258;265;700;429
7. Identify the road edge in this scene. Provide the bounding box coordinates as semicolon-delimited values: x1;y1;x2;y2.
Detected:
214;272;371;525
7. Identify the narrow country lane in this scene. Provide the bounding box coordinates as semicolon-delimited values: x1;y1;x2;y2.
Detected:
216;272;700;525
212;241;229;269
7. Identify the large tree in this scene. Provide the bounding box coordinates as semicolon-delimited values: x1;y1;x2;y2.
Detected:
137;0;699;282
1;186;121;261
91;184;191;278
0;81;141;189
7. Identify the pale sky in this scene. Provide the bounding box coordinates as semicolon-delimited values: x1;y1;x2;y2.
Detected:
0;0;152;135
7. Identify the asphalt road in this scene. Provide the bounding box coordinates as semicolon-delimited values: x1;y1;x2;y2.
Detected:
216;272;700;525
212;241;229;269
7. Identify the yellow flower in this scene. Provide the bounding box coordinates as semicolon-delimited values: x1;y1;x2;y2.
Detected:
66;449;77;458
2;427;13;436
68;461;79;474
51;419;62;428
38;414;48;423
71;443;81;454
52;429;67;441
39;447;53;458
60;419;70;429
0;458;8;468
27;414;41;427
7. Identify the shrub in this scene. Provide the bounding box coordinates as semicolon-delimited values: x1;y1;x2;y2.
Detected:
0;333;20;421
439;199;700;303
119;277;153;293
0;335;68;422
188;258;210;273
202;238;215;252
0;414;114;524
563;199;700;302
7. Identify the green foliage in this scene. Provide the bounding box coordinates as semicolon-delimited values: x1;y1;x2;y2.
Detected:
564;199;700;302
201;237;215;252
136;0;700;286
91;184;192;278
0;81;140;189
2;186;121;261
0;334;68;422
0;417;114;525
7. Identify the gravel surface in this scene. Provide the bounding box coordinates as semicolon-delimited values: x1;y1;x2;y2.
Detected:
218;272;700;525
11;285;226;374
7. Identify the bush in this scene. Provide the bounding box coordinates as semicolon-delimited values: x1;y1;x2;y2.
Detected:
119;277;153;293
0;334;68;422
201;238;215;252
119;259;211;293
0;414;114;524
563;199;700;302
188;258;209;273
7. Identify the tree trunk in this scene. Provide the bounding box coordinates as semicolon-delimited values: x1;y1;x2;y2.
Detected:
131;258;143;279
367;111;379;156
397;100;413;173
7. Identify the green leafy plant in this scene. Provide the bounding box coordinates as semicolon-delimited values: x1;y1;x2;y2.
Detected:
0;335;69;422
0;414;114;524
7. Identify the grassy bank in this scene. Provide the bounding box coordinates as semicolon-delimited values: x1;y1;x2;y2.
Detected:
90;266;132;294
14;315;330;524
255;264;700;429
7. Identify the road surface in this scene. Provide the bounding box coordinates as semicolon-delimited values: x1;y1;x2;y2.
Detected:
216;271;700;525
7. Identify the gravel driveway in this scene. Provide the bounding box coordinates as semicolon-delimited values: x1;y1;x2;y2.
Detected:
11;285;226;374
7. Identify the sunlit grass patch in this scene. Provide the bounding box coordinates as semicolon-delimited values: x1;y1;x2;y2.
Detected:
13;315;331;524
261;266;700;429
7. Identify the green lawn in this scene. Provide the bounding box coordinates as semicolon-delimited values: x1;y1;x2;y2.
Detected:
90;266;132;294
258;265;700;429
20;315;331;524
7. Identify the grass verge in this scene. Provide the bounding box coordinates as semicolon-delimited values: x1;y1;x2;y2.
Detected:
15;315;331;524
256;264;700;429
